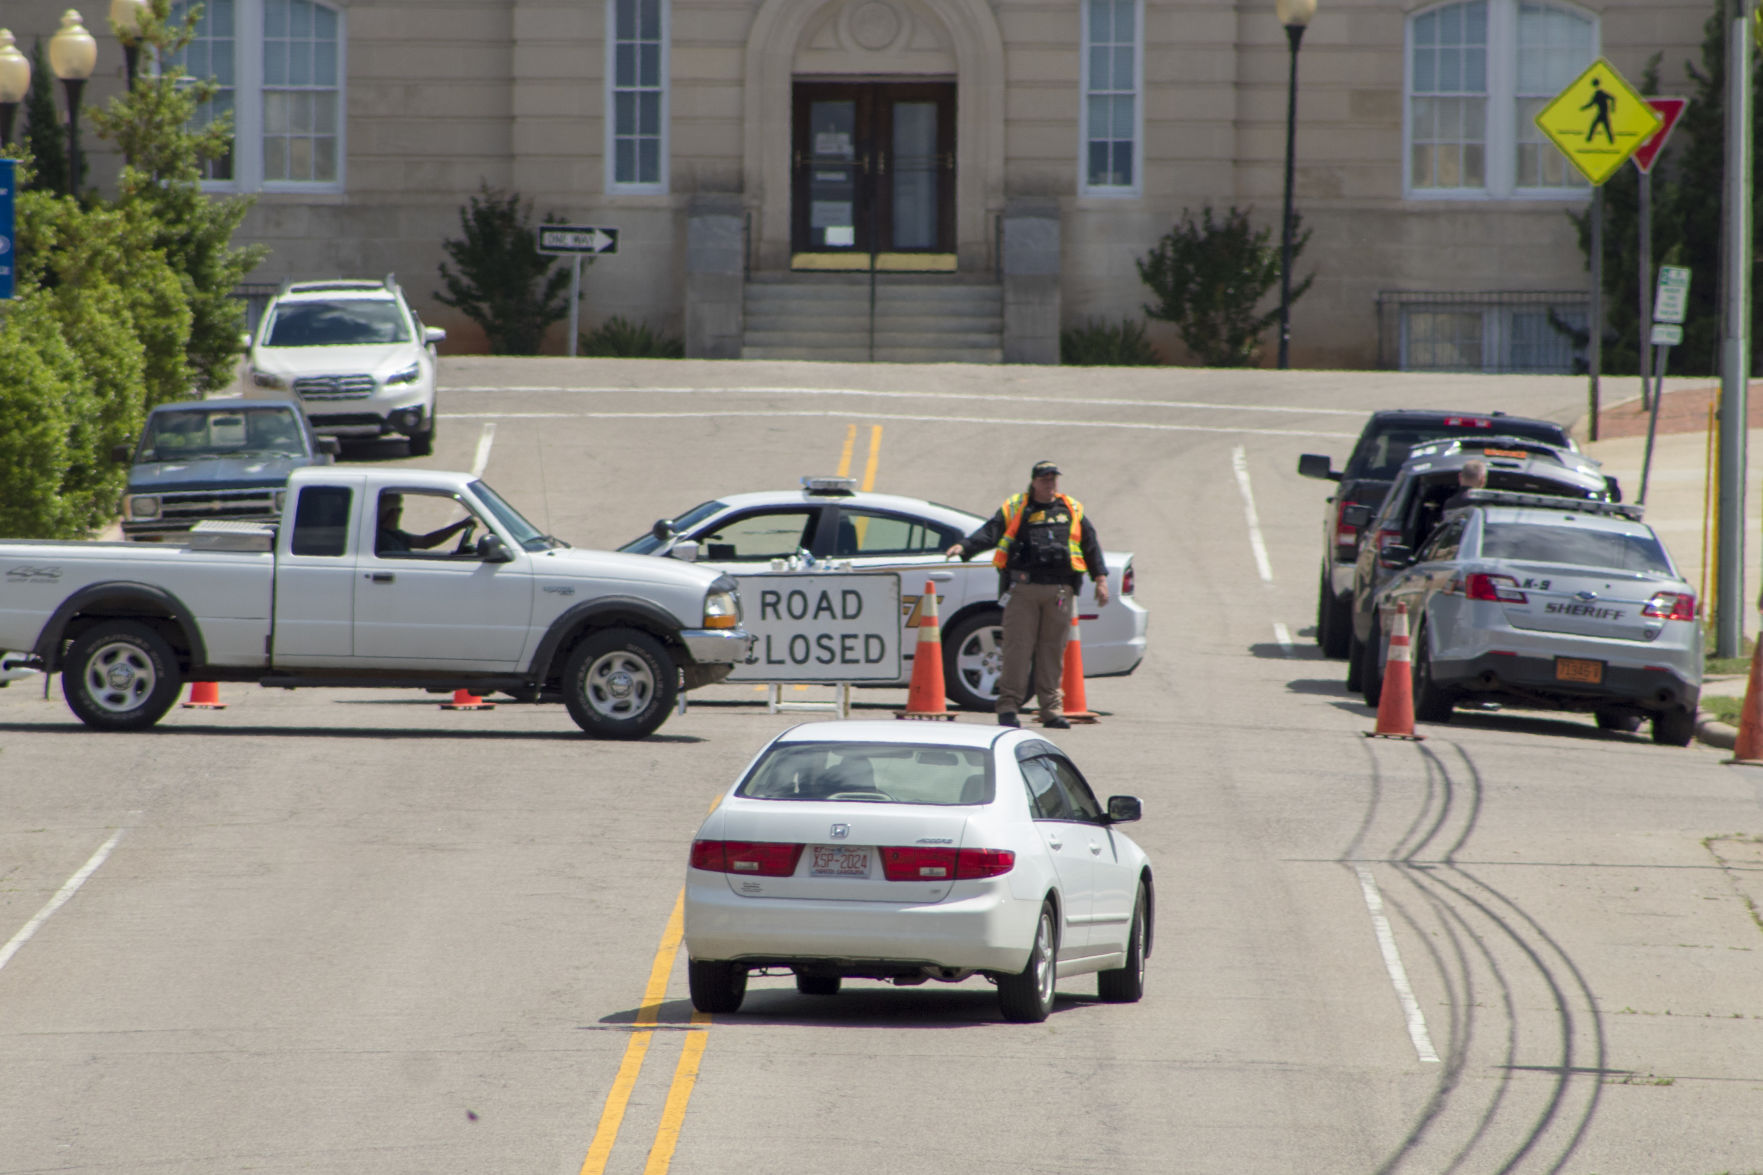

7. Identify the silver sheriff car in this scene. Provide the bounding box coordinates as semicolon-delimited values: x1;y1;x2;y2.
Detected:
1364;491;1702;746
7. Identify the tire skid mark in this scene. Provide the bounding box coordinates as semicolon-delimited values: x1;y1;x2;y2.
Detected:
1353;740;1606;1173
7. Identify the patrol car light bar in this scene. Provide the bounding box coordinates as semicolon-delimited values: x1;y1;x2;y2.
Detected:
1457;489;1644;521
802;475;857;495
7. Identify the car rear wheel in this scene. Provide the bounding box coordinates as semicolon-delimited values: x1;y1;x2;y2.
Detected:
795;974;840;996
1096;884;1147;1003
1345;624;1364;692
62;620;183;732
1651;706;1695;747
1412;623;1455;724
1595;708;1643;733
1359;614;1384;709
1318;568;1351;659
561;627;679;739
688;959;747;1013
996;901;1058;1023
943;609;1005;712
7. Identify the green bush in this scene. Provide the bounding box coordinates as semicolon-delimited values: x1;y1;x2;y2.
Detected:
435;184;571;354
579;315;686;359
1138;204;1313;368
51;280;148;533
0;297;81;537
1060;318;1162;366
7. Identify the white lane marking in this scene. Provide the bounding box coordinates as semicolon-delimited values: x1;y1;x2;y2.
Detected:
1231;446;1275;583
1273;621;1294;656
445;385;1375;417
471;422;497;477
440;409;1355;440
1355;866;1441;1065
0;831;125;975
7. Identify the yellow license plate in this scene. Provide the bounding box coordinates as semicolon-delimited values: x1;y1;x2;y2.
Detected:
1555;657;1604;684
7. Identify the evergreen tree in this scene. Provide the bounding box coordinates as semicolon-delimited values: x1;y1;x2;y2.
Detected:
20;39;69;195
436;184;571;354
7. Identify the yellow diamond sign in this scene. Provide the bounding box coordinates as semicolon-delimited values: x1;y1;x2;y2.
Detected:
1534;58;1663;186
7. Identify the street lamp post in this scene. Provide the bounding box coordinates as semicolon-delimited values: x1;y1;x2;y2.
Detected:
110;0;147;90
48;9;96;198
0;30;30;146
1275;0;1316;370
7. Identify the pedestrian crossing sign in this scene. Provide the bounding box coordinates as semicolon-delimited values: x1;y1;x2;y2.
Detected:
1533;58;1662;186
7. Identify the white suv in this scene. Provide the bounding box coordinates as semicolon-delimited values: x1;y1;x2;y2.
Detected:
244;277;444;455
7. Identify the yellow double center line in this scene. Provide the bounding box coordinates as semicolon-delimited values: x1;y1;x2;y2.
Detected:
580;422;883;1173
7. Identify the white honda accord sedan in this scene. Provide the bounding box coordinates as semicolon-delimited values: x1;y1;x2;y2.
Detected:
683;720;1153;1023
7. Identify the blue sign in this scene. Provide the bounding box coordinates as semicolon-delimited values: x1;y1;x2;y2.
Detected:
0;158;14;301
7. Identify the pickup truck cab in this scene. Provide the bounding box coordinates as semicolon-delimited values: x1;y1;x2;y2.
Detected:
0;467;753;738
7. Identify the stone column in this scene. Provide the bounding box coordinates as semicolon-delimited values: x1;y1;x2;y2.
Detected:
685;194;747;359
1001;198;1061;365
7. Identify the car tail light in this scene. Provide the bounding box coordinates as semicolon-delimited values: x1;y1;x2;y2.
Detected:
1641;592;1697;621
879;846;1015;881
1442;416;1493;428
1466;573;1528;603
1120;565;1135;596
1335;499;1361;557
689;840;804;877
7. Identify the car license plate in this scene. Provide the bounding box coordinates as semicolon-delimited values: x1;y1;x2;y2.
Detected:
1555;657;1604;684
809;845;871;877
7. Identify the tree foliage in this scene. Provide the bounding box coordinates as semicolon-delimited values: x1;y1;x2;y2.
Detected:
1137;204;1313;367
435;184;572;354
19;38;75;196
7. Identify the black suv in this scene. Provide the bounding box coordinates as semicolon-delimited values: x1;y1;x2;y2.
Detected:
1298;410;1575;658
1341;435;1617;703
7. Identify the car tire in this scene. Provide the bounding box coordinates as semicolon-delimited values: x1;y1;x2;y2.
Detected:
687;959;747;1014
1358;613;1384;709
1096;884;1148;1004
943;609;1005;712
996;900;1058;1023
1594;708;1643;733
1318;568;1351;659
1345;624;1364;692
1651;706;1696;747
62;620;183;732
407;418;435;457
1412;623;1455;724
561;627;679;739
795;974;841;997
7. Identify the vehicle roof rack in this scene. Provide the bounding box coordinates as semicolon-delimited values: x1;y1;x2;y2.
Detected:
279;276;400;295
1455;489;1644;521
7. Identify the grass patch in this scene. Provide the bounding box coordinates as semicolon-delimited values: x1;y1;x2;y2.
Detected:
1703;695;1743;726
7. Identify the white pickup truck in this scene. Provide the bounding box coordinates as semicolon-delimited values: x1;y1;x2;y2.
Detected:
0;467;754;738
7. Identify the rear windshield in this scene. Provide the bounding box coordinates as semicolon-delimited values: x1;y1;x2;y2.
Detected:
266;299;411;346
738;742;993;805
1348;421;1571;479
1480;523;1673;576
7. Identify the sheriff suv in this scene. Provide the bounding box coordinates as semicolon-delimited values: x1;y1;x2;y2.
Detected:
243;277;445;456
1298;409;1576;658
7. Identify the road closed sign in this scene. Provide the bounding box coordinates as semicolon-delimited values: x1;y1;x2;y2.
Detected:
729;572;902;682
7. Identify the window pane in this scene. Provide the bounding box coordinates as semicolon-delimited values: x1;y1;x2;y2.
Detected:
640;43;660;88
639;0;661;40
290;39;311;84
1114;46;1134;89
265;39;287;86
289;135;313;180
616;91;636;136
291;0;312;38
1112;94;1134;137
615;139;636;184
639;92;660;136
1414;47;1435;93
265;90;289;134
615;43;636;87
1090;46;1110;89
266;0;288;37
315;41;336;86
1087;141;1110;187
1412;142;1435;187
1111;141;1133;187
314;6;336;38
617;0;636;33
1090;0;1112;43
1462;140;1484;186
639;139;660;184
264;136;287;180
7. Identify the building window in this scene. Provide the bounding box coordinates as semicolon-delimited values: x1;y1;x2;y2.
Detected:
606;0;668;193
172;0;344;191
1081;0;1141;194
1381;291;1588;372
1406;0;1594;198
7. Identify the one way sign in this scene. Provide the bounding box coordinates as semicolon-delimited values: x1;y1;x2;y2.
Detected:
538;225;619;255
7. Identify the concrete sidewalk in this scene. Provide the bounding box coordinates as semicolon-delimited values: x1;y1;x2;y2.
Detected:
1577;377;1763;750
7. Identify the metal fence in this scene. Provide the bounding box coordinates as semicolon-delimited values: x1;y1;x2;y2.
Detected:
1375;289;1591;374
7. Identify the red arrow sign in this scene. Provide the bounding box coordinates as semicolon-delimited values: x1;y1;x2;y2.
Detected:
1632;97;1687;174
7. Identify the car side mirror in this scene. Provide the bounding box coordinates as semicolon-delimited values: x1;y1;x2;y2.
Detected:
316;437;341;456
1341;504;1372;529
671;539;699;562
424;326;447;345
1105;795;1142;823
111;442;133;464
238;331;251;348
1379;543;1412;569
477;534;514;563
651;518;676;542
1297;454;1339;481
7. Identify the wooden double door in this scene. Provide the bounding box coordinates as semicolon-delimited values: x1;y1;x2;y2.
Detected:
791;82;956;269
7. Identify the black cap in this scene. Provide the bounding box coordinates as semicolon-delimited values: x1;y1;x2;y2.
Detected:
1031;460;1061;478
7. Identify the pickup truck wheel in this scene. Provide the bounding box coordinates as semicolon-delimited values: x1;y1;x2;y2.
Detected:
943;610;1004;712
62;621;182;731
562;627;678;739
1318;567;1351;659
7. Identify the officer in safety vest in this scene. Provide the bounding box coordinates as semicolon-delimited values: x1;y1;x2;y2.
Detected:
945;460;1109;729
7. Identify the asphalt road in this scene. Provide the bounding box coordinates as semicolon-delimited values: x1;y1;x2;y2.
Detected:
3;361;1760;1174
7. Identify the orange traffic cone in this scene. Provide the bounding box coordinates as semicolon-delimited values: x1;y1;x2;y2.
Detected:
1366;602;1422;741
1725;637;1763;763
897;579;956;721
1058;614;1099;724
441;687;495;711
181;681;226;709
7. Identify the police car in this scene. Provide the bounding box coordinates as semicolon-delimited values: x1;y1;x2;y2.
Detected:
619;477;1149;709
